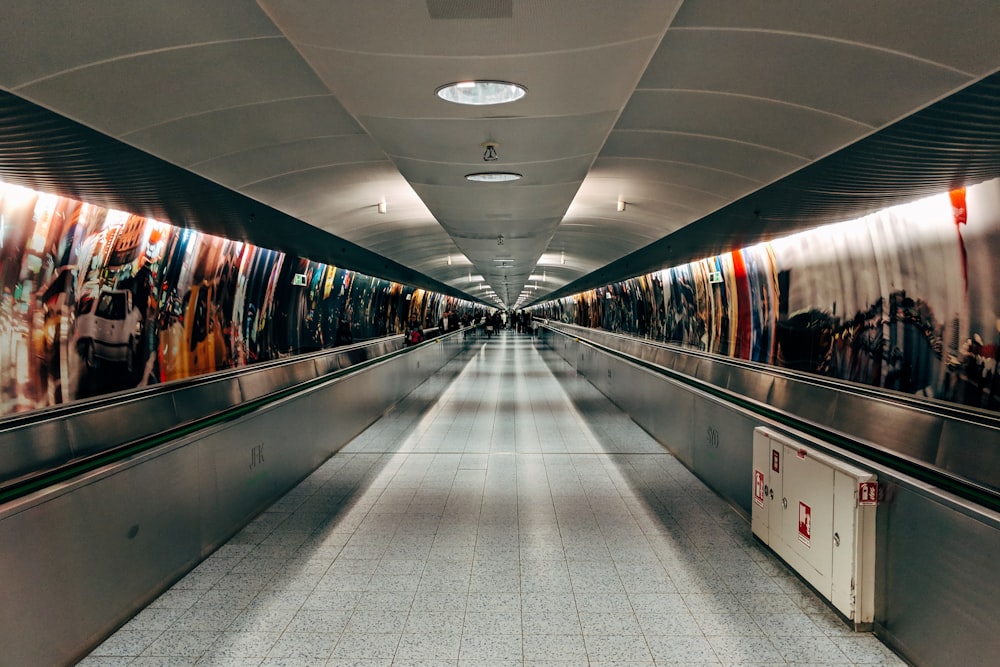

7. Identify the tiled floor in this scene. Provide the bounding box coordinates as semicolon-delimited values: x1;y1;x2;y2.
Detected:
82;332;906;666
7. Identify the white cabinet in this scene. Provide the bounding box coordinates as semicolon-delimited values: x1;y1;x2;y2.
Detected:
752;427;877;627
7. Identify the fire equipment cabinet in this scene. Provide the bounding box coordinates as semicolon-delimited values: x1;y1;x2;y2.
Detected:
752;427;877;628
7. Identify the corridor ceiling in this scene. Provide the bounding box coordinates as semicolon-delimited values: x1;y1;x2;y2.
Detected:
1;1;999;307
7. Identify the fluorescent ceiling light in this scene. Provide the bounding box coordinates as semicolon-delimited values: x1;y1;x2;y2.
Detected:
466;172;522;182
436;80;527;105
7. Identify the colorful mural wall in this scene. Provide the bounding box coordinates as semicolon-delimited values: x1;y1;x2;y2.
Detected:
533;178;1000;412
0;180;480;418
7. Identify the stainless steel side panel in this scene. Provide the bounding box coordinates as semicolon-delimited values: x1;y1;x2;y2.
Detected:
766;376;839;425
830;393;942;464
0;334;466;667
936;418;1000;490
0;335;408;486
237;364;303;402
690;396;758;517
171;377;244;424
699;355;735;389
876;482;1000;667
65;394;182;458
0;417;73;482
672;349;702;379
540;325;1000;667
725;368;774;405
0;442;203;667
312;353;339;375
545;323;999;492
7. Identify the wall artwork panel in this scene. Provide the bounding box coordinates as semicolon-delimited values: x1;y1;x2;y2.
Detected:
0;181;480;418
534;178;1000;412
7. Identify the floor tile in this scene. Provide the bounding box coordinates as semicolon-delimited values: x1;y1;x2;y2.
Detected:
90;630;164;657
645;634;719;663
636;611;704;636
770;634;851;663
521;610;581;634
522;634;587;662
285;609;351;634
141;631;221;659
403;611;465;636
202;631;281;658
83;335;905;667
393;632;461;660
266;631;338;659
584;633;654;662
76;656;135;666
459;634;522;661
832;635;909;665
329;633;400;660
696;611;766;637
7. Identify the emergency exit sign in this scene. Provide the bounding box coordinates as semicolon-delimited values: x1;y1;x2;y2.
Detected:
708;271;723;284
292;273;308;286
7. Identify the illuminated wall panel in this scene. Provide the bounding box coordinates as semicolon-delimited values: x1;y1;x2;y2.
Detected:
0;181;480;418
533;178;1000;412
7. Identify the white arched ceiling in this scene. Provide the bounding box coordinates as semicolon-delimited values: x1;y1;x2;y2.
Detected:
1;1;999;307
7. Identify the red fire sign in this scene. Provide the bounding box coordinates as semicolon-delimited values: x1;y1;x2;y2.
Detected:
798;501;812;547
753;470;765;507
859;481;878;506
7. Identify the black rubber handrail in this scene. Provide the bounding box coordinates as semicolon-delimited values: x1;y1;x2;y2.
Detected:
0;332;451;506
0;333;411;432
547;322;1000;428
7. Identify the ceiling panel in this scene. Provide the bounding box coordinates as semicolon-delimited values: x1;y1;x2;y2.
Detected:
261;0;678;301
293;38;664;119
16;40;328;135
242;163;422;229
260;1;679;56
670;0;1000;76
0;1;281;87
640;30;971;126
359;113;615;167
196;136;389;189
601;131;809;186
416;182;583;222
124;96;365;167
588;158;763;201
0;1;997;309
618;90;875;160
392;154;595;189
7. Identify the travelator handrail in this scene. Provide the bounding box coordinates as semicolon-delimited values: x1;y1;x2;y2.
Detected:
0;327;455;506
547;321;1000;427
540;322;1000;515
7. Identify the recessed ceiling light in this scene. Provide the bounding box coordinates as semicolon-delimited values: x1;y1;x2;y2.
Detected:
436;80;527;106
466;172;522;182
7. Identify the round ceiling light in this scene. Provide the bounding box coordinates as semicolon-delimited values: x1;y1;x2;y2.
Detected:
436;80;526;106
465;172;522;182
